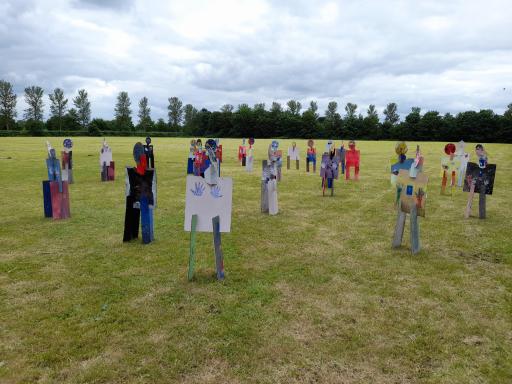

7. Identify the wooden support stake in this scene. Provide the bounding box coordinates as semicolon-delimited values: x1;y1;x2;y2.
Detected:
464;182;475;218
410;205;420;254
188;214;197;281
287;155;290;170
212;216;225;280
392;210;406;248
479;186;486;219
306;160;310;172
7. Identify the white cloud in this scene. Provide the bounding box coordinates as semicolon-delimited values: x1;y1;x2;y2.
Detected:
0;0;511;122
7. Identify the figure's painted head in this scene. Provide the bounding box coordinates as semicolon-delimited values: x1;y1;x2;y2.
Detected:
292;141;296;148
457;140;465;152
196;139;202;149
63;138;73;149
395;141;408;156
190;139;196;146
133;142;145;163
475;144;486;159
205;139;217;152
307;139;314;148
145;136;152;145
444;143;456;155
49;148;57;159
242;138;246;146
249;137;255;146
349;140;356;150
271;140;279;151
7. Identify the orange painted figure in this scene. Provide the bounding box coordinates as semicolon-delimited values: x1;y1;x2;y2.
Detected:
345;140;360;180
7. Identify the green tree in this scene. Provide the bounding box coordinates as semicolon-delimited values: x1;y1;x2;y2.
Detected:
24;86;44;121
168;96;183;129
48;88;68;132
221;104;234;113
271;102;282;113
308;101;319;117
0;80;17;130
114;91;133;131
137;96;152;131
73;89;91;129
383;102;400;125
344;102;357;119
286;100;301;115
324;101;342;138
361;104;380;139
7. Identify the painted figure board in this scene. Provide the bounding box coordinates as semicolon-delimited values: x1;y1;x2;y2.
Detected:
463;162;496;195
397;169;428;217
184;175;233;232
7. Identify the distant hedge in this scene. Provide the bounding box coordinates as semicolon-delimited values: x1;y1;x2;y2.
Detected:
0;130;181;137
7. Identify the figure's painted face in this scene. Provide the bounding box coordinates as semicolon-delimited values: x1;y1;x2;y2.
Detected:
349;140;355;150
133;142;145;163
458;140;465;152
249;138;255;146
242;138;246;146
476;145;485;158
395;141;407;156
49;148;57;159
145;137;151;145
444;143;456;155
63;138;73;149
292;142;296;148
205;139;217;152
271;140;279;151
308;139;314;148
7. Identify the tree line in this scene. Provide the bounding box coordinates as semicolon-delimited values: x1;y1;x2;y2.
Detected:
0;80;511;142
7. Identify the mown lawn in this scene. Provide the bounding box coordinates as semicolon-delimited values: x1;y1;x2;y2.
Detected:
0;137;511;384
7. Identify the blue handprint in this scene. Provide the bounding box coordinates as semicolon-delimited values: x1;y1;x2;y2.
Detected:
210;185;223;199
191;182;205;197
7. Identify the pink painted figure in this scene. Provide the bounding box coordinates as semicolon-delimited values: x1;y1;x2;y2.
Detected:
345;140;360;180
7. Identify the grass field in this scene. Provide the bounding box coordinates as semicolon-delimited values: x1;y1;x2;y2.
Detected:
0;137;511;383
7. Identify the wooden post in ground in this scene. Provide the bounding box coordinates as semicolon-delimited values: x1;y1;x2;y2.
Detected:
392;210;406;248
287;155;290;170
479;186;486;219
410;205;420;254
188;214;197;281
464;181;475;218
212;216;225;280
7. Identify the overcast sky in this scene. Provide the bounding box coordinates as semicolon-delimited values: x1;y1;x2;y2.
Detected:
1;0;511;121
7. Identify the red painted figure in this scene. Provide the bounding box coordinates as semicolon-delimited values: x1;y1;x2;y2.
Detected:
345;140;360;180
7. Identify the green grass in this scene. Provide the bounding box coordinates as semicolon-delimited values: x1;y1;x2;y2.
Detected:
0;137;511;383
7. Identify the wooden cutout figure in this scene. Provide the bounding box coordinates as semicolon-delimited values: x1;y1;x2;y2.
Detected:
287;142;300;170
185;139;232;281
463;144;496;219
100;139;115;181
455;140;470;187
268;140;282;181
246;138;255;172
339;141;346;174
43;141;70;220
193;139;208;177
440;143;460;196
238;138;247;166
306;139;316;172
390;142;414;205
392;146;427;254
345;140;360;180
261;159;279;215
61;138;73;184
187;139;196;174
320;141;340;196
215;138;223;176
123;142;157;244
144;136;155;169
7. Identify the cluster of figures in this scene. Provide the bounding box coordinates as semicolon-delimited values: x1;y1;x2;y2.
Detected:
187;138;223;178
389;140;496;254
41;136;498;278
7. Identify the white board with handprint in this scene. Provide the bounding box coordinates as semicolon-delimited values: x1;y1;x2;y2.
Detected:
184;175;233;232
